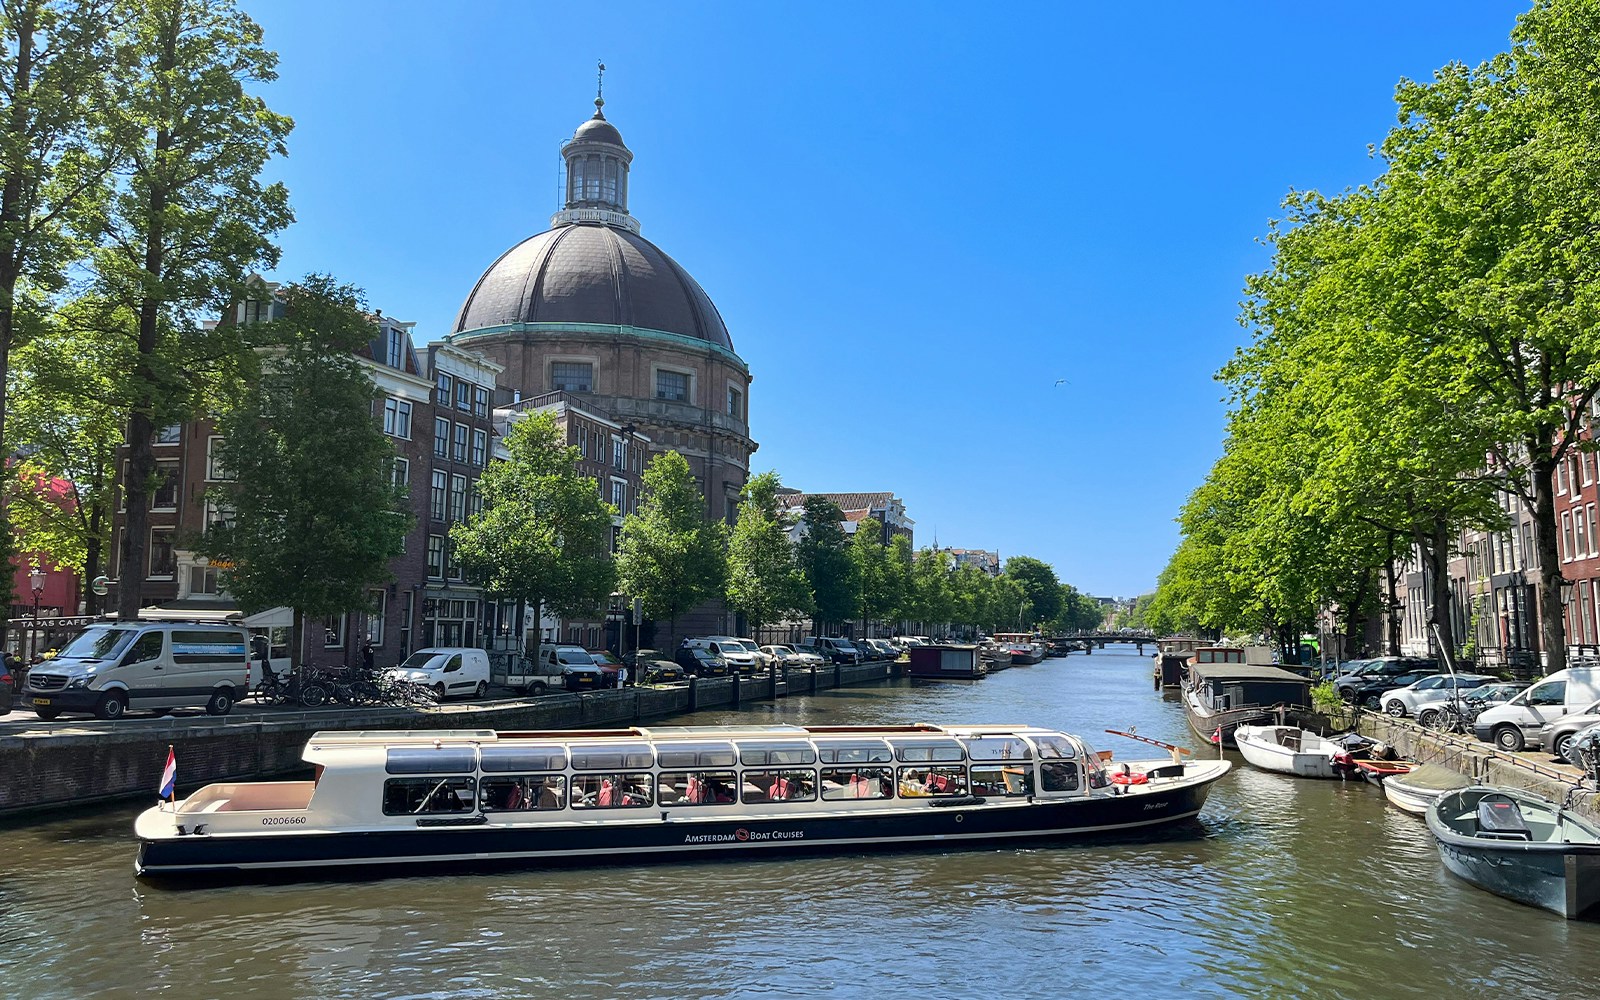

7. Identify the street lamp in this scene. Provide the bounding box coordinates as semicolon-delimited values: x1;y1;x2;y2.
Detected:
29;566;46;664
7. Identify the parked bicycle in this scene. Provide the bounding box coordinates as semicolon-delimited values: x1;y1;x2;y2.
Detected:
255;664;329;708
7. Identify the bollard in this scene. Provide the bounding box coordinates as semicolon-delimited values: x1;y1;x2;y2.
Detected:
834;662;842;688
687;675;699;713
732;672;741;706
808;666;817;693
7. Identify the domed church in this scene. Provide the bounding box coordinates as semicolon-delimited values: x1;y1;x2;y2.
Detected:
449;86;756;527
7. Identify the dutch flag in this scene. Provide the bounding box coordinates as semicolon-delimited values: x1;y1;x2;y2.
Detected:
158;746;176;800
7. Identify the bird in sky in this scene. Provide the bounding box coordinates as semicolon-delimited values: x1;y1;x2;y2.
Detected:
1054;378;1070;386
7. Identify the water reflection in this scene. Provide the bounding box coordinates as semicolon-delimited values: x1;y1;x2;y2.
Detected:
4;651;1600;998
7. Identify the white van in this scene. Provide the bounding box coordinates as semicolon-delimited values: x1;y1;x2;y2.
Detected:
24;621;251;720
1473;666;1600;752
387;647;491;701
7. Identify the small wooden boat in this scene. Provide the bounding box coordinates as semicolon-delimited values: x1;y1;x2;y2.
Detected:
134;723;1233;881
1427;785;1600;918
1233;725;1355;779
1382;764;1471;815
1350;757;1416;783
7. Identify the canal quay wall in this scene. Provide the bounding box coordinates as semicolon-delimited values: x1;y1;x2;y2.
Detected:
0;663;895;819
1357;714;1600;822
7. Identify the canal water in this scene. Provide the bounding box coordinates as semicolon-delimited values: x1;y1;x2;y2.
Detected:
4;649;1598;999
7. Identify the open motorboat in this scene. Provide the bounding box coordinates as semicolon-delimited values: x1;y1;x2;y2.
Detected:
1382;763;1471;815
1427;785;1600;918
134;723;1233;881
1233;725;1356;779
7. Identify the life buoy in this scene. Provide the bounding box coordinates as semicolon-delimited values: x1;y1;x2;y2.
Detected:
1110;772;1149;786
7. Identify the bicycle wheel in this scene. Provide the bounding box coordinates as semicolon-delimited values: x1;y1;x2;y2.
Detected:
300;683;328;708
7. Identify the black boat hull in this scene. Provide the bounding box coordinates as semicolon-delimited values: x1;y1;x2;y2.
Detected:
137;776;1223;880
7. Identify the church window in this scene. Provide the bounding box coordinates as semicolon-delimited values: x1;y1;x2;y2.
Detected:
584;156;601;201
602;159;618;203
551;362;593;392
727;387;742;419
569;159;584;203
656;370;688;402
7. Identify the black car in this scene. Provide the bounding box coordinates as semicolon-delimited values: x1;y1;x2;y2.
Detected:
625;649;686;684
674;646;729;677
1333;657;1437;703
1345;668;1437;710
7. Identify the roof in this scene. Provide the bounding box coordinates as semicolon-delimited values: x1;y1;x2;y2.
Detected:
571;115;625;147
1190;663;1311;685
778;492;898;514
453;223;733;350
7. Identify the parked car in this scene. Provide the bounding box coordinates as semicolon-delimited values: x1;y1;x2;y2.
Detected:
622;648;685;684
589;650;628;687
1536;699;1600;760
387;647;493;701
728;638;774;671
866;639;902;661
793;642;831;664
1560;719;1600;769
1475;666;1600;751
1333;657;1437;703
803;636;861;665
1380;673;1497;717
543;645;605;690
682;637;759;674
1416;681;1528;730
1348;669;1436;710
763;643;822;669
0;661;12;716
674;646;729;677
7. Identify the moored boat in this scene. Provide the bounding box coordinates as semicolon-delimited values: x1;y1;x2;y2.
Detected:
905;644;986;679
1183;658;1312;748
1233;725;1355;779
1426;785;1600;919
1382;763;1471;815
134;723;1233;880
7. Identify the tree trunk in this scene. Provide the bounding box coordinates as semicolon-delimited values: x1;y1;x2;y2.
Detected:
1423;516;1457;660
290;606;303;670
83;503;103;615
1384;553;1401;656
1529;452;1567;675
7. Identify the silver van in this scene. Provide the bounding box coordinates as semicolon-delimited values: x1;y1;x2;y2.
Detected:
25;621;251;720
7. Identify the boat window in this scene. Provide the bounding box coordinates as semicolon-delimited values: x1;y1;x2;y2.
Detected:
815;741;892;764
819;766;894;800
971;764;1033;797
1029;736;1079;760
655;742;737;768
1077;739;1110;789
479;748;568;772
480;775;565;811
962;737;1033;761
740;769;817;803
386;747;478;774
889;739;966;763
658;770;739;806
1040;761;1080;792
737;742;817;766
897;765;968;797
569;744;654;770
571;773;654;808
383;776;476;815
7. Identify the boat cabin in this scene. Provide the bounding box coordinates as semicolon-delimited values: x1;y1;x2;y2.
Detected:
907;645;985;679
1188;663;1311;713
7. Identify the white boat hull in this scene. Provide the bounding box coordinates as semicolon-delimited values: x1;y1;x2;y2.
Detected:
1233;725;1345;780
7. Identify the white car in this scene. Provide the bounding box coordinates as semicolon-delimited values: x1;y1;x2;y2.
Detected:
762;644;822;668
1380;673;1497;717
386;647;491;701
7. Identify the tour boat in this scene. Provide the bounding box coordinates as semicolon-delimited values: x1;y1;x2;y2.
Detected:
133;723;1232;880
1232;724;1355;779
1427;785;1600;919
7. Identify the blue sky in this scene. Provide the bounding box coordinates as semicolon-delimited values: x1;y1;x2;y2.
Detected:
250;2;1528;598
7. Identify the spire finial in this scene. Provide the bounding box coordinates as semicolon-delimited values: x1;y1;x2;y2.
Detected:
594;60;606;118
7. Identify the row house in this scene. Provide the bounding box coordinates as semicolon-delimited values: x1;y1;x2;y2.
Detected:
944;548;1002;576
775;490;916;548
1397;397;1600;674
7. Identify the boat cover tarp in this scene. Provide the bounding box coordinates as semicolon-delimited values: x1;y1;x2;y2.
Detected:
1392;763;1472;792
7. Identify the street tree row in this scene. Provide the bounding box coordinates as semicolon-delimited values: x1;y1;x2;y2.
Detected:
1146;0;1600;672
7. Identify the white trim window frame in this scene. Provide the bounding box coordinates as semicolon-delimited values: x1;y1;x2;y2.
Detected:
1563;510;1574;562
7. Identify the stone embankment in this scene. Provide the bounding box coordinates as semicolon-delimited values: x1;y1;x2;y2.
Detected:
1357;713;1599;822
0;663;894;818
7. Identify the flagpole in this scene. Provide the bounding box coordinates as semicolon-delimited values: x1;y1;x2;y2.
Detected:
167;743;175;807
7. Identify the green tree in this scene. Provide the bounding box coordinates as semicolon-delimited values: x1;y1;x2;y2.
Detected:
1004;556;1062;627
201;277;409;667
909;546;953;633
103;0;293;620
795;496;855;633
452;408;616;668
0;0;118;625
883;534;914;629
616;450;727;646
6;294;133;610
850;517;891;632
725;471;809;638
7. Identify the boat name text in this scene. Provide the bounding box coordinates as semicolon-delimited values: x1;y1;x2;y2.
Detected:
262;816;307;826
684;827;804;844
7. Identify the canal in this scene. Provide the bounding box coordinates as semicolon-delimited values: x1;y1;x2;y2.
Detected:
3;648;1598;999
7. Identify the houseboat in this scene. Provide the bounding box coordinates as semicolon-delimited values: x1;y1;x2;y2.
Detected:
133;723;1233;880
1152;637;1203;690
1183;654;1312;748
905;644;987;679
994;634;1045;665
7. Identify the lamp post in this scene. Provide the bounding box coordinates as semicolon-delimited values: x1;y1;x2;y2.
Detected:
29;566;46;664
